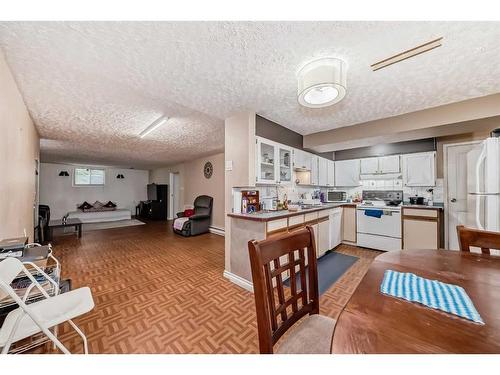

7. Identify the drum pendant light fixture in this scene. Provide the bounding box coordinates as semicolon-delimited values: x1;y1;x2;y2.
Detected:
297;57;347;108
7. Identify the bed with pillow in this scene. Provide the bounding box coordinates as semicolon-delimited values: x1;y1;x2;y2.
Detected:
66;201;132;223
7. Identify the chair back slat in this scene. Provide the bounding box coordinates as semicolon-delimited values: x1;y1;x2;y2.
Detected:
457;225;500;254
248;226;320;354
0;258;24;286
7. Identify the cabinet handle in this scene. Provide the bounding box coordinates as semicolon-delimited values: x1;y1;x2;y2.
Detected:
450;198;457;203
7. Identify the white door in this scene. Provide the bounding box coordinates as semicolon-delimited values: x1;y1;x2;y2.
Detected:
327;160;335;187
335;159;360;187
278;145;292;184
360;157;379;174
329;208;342;249
169;172;181;220
446;142;479;250
310;155;319;186
379;155;400;173
403;152;436;186
318;157;328;186
318;219;330;257
256;138;277;184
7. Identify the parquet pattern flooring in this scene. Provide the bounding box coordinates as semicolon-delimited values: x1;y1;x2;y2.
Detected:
26;221;380;354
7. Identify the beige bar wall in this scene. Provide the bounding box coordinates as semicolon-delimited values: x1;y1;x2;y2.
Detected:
0;49;40;241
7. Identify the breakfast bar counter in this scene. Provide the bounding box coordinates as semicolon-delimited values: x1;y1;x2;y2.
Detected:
227;203;356;222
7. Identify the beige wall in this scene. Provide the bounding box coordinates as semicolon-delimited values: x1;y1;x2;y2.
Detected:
224;111;256;272
304;94;500;153
150;152;225;229
0;49;40;241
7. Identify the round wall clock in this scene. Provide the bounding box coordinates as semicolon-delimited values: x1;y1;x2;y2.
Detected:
204;161;213;179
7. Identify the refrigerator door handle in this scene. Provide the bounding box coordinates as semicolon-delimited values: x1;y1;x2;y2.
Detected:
475;145;486;193
475;195;485;230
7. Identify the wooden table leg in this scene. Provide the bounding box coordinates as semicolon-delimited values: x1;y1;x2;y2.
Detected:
77;224;82;238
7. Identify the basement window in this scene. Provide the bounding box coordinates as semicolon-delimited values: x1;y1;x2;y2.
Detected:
74;168;105;186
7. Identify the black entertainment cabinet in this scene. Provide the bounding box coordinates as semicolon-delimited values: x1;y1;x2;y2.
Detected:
138;184;168;220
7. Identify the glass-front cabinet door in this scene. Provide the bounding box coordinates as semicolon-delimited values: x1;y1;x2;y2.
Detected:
278;146;292;184
256;138;277;184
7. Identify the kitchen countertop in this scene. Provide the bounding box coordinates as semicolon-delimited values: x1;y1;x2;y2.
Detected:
227;203;357;222
401;202;444;210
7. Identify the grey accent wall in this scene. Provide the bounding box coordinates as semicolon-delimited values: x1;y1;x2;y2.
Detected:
255;115;334;160
255;115;303;149
334;138;436;161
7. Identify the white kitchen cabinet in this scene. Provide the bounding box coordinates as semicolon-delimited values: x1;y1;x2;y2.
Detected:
402;152;436;187
277;145;293;184
256;137;277;184
318;157;328;186
327;160;335;187
360;157;379;174
335;159;360;187
318;218;330;258
329;207;342;249
310;155;319;186
360;155;400;174
293;148;312;171
379;155;400;173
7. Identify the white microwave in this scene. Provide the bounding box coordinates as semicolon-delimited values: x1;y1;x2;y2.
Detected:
326;191;347;202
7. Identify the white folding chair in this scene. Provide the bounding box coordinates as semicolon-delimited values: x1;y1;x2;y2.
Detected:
0;257;94;354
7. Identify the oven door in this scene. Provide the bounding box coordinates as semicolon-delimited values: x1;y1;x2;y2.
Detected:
356;208;401;238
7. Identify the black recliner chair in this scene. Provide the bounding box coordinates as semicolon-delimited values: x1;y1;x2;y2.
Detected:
173;195;213;236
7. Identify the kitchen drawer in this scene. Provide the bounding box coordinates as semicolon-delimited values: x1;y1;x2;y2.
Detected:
317;209;329;219
403;208;438;218
288;214;305;227
267;218;288;233
358;233;401;251
304;211;319;223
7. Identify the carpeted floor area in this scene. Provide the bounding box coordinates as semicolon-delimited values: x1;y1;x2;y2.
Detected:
26;221;380;354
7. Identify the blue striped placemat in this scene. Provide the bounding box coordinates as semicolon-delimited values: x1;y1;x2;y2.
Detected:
380;270;484;325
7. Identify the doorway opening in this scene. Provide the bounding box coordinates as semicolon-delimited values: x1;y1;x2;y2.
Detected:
168;172;180;220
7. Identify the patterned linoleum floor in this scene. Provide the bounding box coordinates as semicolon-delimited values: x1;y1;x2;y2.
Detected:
25;221;380;354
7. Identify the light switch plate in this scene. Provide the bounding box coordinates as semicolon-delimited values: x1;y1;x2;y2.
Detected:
225;160;233;171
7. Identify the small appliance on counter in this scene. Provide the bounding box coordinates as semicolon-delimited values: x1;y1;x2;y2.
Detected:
409;196;425;205
326;191;347;203
241;190;260;214
0;236;28;258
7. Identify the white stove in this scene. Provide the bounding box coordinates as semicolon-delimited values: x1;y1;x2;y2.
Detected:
356;191;403;251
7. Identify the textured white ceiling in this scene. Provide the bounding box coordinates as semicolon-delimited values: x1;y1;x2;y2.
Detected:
1;21;500;167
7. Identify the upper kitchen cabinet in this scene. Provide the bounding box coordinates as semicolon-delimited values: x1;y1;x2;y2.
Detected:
335;159;360;187
318;157;328;186
256;137;277;184
379;155;401;173
360;155;400;175
277;145;293;184
327;160;335;187
360;157;379;174
293;148;312;171
402;151;436;186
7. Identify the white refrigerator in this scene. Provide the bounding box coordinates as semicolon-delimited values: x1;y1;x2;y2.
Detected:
466;137;499;233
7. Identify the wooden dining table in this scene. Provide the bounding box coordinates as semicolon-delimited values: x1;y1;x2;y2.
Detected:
331;249;500;353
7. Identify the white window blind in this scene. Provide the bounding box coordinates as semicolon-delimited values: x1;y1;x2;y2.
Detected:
74;168;105;186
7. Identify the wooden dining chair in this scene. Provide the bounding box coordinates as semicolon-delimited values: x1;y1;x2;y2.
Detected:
456;225;500;254
248;226;336;354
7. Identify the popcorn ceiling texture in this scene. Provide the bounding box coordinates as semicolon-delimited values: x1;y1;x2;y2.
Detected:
1;22;500;167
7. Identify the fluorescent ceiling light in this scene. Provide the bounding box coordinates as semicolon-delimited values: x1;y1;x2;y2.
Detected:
139;116;168;138
371;37;443;71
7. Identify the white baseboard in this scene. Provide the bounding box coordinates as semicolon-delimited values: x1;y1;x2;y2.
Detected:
209;226;225;237
223;270;253;292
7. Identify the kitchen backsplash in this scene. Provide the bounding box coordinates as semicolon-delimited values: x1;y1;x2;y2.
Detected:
234;177;444;209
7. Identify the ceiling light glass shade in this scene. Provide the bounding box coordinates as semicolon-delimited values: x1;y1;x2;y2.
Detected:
297;58;347;108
